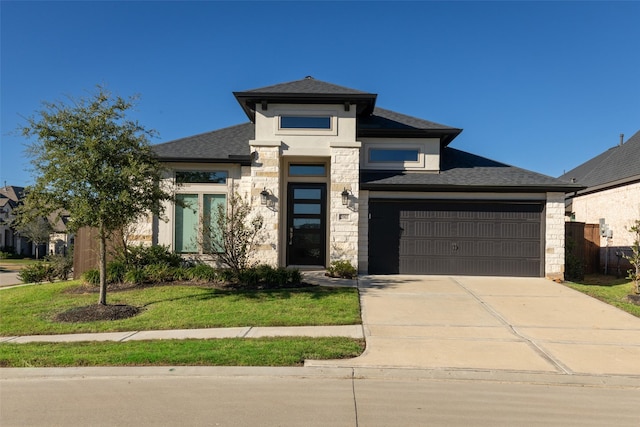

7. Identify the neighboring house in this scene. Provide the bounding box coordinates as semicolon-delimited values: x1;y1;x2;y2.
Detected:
0;186;73;257
560;130;640;272
47;210;73;256
0;186;31;255
133;77;581;280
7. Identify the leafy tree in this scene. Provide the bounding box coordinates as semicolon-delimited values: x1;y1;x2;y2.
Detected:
623;220;640;294
18;86;174;305
200;189;264;276
18;216;52;259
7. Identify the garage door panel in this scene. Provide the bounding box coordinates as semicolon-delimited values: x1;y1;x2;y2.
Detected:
369;200;543;277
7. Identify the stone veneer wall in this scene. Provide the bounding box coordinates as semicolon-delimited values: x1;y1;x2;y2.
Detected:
571;181;640;247
329;144;360;268
545;192;566;280
248;143;280;266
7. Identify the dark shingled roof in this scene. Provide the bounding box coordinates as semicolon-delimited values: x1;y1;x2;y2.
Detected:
241;77;372;95
234;77;378;121
361;147;583;192
559;130;640;192
152;123;253;164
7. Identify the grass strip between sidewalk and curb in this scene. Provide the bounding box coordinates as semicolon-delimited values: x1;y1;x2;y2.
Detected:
0;281;361;336
0;337;366;368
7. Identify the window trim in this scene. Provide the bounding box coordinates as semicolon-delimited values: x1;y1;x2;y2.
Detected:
362;143;429;170
279;116;331;130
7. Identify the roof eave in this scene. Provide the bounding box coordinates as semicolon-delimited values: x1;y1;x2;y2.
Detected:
233;92;377;122
358;128;463;146
360;183;585;193
567;175;640;198
159;156;252;166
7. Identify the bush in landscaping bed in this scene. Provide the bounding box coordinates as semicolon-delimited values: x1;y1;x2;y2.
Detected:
187;263;218;282
81;269;100;286
17;262;55;284
235;264;302;289
326;260;357;279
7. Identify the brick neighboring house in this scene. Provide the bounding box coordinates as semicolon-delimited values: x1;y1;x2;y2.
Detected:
122;77;580;280
560;130;640;273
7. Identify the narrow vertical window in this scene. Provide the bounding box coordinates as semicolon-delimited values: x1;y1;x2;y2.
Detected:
175;194;198;253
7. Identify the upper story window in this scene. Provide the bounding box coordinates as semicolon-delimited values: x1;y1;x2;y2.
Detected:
280;116;331;130
369;148;420;163
176;171;228;184
289;164;327;176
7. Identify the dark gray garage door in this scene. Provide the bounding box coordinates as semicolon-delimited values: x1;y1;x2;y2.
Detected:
369;200;544;277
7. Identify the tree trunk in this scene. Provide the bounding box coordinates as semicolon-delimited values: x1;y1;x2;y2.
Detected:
98;226;107;305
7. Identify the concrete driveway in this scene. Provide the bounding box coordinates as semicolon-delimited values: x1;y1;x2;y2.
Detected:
308;275;640;377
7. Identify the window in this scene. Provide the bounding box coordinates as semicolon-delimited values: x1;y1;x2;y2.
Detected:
174;193;226;253
369;148;420;162
280;116;331;129
288;164;327;176
176;171;228;184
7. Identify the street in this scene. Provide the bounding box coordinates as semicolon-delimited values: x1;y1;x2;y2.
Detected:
2;367;639;426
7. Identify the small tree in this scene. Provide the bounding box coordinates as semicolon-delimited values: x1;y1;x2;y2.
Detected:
17;86;174;305
200;190;264;276
623;220;640;294
17;217;52;259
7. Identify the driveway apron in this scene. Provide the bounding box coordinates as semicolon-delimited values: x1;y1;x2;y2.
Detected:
307;275;640;376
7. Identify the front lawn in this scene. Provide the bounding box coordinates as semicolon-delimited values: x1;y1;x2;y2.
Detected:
0;337;365;367
0;280;362;336
564;275;640;318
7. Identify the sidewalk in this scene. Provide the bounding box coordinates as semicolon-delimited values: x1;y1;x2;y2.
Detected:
1;325;364;343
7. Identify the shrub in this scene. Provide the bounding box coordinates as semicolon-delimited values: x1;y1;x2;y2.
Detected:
0;251;9;259
106;261;127;284
117;244;183;269
45;253;73;280
237;267;260;287
187;263;218;282
17;262;54;284
326;260;357;279
144;263;174;283
171;266;191;281
81;269;100;286
124;268;148;285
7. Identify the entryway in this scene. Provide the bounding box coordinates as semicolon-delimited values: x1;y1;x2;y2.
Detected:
286;183;327;266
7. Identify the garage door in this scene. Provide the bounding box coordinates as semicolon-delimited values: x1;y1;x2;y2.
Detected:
369;200;544;277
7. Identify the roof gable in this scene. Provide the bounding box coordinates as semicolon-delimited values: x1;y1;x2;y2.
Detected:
233;76;377;121
560;130;640;189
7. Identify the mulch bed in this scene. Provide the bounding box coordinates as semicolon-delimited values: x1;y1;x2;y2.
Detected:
627;294;640;305
54;304;143;322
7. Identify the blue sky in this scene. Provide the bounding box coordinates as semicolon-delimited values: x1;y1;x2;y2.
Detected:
2;1;639;188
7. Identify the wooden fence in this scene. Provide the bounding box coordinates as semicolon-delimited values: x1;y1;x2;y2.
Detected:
565;222;600;274
72;227;121;279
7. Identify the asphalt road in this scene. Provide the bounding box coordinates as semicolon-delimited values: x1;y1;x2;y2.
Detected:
2;367;639;426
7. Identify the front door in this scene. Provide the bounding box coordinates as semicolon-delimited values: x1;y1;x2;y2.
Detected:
287;183;326;266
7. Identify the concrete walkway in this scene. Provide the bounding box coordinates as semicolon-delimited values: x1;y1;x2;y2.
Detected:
307;275;640;377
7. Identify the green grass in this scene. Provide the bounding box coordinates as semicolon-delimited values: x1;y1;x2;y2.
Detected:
0;337;365;367
0;281;362;336
564;275;640;318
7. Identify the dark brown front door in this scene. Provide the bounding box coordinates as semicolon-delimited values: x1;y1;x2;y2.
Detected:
287;183;326;266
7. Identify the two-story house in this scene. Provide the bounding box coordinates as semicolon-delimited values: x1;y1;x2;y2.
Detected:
147;77;580;279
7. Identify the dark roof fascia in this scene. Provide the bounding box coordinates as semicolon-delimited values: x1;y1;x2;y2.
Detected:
361;183;585;193
233;92;377;122
357;128;463;147
566;174;640;199
160;156;252;166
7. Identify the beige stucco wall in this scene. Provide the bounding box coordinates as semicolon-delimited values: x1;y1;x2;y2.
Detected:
570;181;640;247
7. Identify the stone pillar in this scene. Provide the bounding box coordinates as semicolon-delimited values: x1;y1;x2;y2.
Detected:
545;192;566;280
329;142;361;269
248;141;281;266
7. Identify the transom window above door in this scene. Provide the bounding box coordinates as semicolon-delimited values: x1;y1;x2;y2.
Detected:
288;164;327;177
